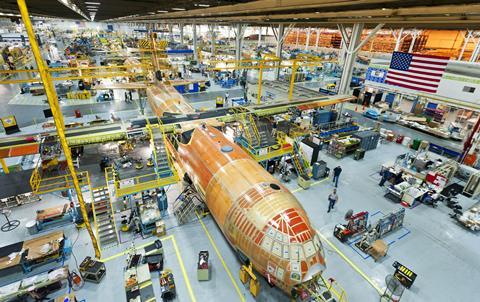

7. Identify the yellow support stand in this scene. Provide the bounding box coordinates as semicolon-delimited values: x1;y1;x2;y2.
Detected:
240;263;260;297
0;158;9;174
17;0;101;259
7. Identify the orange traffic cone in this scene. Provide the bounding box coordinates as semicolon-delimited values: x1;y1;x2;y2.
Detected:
362;105;366;111
354;105;358;112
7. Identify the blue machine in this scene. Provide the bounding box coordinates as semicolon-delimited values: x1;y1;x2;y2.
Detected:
364;108;380;120
231;97;246;106
96;92;112;102
174;82;199;94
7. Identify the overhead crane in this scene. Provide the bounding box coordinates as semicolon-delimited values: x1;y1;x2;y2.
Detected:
206;57;337;103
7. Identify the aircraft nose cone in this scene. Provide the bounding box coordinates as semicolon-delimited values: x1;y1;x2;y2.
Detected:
302;263;323;282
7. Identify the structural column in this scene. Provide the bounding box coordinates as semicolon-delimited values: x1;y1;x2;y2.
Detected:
469;37;480;62
168;24;174;42
193;23;198;62
295;28;299;48
315;28;320;49
338;23;364;95
394;28;404;51
235;24;245;62
408;29;421;53
305;28;311;50
258;26;262;47
208;24;216;55
179;23;184;44
274;24;285;80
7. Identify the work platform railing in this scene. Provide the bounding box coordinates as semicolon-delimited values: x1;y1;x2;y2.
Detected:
236;130;293;162
29;160;89;195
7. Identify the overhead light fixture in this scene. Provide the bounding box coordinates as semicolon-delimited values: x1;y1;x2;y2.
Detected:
57;0;89;20
157;10;168;13
171;8;186;11
85;1;101;4
195;4;210;7
148;12;155;15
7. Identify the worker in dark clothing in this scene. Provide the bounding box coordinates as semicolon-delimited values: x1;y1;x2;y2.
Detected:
379;169;391;186
128;90;133;101
394;170;404;185
327;188;338;213
332;166;342;188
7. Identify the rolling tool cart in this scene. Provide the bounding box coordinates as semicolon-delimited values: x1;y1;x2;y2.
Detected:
79;256;106;283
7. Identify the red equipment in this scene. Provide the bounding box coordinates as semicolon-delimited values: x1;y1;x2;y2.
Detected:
333;210;369;242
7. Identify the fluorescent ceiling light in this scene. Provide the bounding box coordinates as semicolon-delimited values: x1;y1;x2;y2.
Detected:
157;10;168;13
171;8;186;11
57;0;89;20
196;4;210;7
85;1;101;4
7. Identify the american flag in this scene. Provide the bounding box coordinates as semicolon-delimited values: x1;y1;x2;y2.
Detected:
385;51;449;94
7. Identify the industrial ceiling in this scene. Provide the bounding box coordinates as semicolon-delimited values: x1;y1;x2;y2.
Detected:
1;0;480;29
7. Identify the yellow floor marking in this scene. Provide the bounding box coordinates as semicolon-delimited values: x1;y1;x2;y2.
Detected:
291;177;329;193
171;235;197;302
100;234;197;302
99;236;173;262
290;178;382;295
195;211;246;302
316;231;383;295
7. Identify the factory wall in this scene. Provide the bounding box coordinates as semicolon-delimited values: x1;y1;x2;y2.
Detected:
436;75;480;104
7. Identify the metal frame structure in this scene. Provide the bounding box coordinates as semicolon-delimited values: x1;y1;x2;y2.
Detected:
16;0;101;258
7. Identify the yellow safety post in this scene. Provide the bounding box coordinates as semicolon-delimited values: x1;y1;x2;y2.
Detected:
257;62;263;105
288;60;297;101
17;0;101;258
0;158;9;174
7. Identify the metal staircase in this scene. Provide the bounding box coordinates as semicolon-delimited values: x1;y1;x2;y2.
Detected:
240;114;277;148
92;187;119;248
292;141;311;178
297;276;348;302
149;124;175;178
173;186;204;225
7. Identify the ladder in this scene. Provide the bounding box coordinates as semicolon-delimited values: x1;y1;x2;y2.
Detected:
172;186;204;225
92;187;119;249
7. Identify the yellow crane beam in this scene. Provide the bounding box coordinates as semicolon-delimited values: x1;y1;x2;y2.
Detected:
17;0;101;258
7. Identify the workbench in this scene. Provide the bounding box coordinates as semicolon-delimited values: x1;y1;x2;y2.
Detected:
0;231;69;275
36;204;74;231
124;254;156;302
0;266;69;302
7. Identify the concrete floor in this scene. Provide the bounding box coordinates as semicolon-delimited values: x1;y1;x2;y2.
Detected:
1;135;479;302
0;67;478;301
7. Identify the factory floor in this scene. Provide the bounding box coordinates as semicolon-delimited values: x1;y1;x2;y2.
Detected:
1;135;479;302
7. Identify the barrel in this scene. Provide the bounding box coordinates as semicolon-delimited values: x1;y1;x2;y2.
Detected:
26;220;38;235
